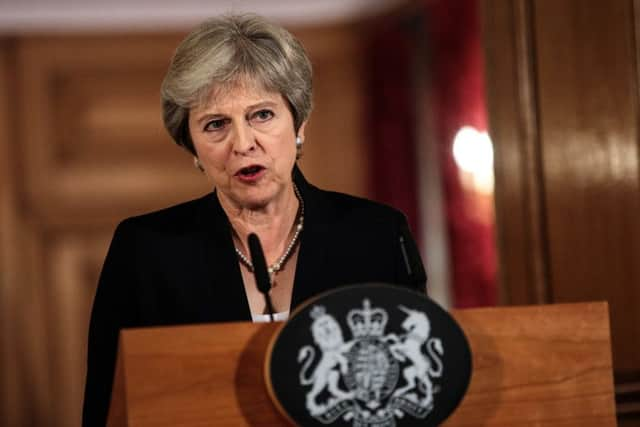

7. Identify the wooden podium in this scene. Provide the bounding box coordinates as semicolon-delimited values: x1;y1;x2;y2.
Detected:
107;302;617;426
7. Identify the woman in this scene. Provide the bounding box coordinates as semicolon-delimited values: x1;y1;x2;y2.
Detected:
83;13;426;426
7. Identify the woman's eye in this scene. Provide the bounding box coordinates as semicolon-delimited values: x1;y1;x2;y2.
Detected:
252;109;274;122
204;118;229;132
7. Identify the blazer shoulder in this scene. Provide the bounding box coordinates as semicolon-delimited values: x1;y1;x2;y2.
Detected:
319;189;407;224
119;192;214;234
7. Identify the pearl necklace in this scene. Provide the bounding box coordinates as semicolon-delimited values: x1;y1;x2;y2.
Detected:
234;183;304;283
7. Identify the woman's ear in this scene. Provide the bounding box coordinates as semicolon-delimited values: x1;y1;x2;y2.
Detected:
193;157;205;172
296;122;308;159
297;121;308;141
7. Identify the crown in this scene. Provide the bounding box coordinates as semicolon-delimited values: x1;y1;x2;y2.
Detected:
347;299;388;338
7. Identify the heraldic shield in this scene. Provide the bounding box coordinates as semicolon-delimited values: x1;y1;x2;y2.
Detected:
265;284;472;427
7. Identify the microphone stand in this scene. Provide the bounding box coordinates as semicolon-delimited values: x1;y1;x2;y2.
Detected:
248;233;275;322
263;292;275;323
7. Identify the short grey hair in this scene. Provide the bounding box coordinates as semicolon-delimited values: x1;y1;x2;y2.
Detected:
161;14;313;155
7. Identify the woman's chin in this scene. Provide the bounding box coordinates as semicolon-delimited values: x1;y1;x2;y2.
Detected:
218;179;290;210
232;189;278;210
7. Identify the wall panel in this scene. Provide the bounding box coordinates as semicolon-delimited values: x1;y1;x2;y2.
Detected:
16;34;212;228
0;38;23;427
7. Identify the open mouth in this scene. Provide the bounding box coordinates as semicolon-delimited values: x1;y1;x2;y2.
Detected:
236;165;265;178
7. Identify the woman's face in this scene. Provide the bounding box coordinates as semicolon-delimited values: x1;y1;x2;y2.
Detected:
189;81;305;210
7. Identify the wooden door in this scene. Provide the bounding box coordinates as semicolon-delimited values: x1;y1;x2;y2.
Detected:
484;0;640;424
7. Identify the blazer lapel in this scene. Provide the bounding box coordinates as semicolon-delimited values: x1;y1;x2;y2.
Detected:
197;191;252;321
291;167;332;310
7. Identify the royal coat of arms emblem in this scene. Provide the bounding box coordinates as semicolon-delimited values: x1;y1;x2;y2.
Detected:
266;284;471;427
296;299;444;426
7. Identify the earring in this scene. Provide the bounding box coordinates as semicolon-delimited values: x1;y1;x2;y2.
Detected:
194;157;204;172
295;136;303;149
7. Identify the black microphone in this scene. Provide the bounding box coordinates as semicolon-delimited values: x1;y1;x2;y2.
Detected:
399;235;413;277
398;227;427;292
248;233;275;321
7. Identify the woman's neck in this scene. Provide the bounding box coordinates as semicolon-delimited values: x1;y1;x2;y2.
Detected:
218;185;300;266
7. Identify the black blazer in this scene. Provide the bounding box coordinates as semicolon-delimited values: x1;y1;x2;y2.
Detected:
82;166;426;426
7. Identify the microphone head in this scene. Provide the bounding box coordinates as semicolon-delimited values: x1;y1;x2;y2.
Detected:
248;233;271;294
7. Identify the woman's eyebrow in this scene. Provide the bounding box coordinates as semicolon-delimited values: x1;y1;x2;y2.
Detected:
247;100;280;110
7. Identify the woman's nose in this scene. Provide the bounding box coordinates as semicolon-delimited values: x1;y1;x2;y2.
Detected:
232;122;257;154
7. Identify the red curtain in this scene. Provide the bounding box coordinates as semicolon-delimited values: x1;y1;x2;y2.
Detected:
366;18;420;237
424;0;496;307
366;0;497;308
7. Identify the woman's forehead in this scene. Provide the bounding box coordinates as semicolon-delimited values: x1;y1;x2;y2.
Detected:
195;78;284;112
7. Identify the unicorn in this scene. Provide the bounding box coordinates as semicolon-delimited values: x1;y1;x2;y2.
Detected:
388;306;444;404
